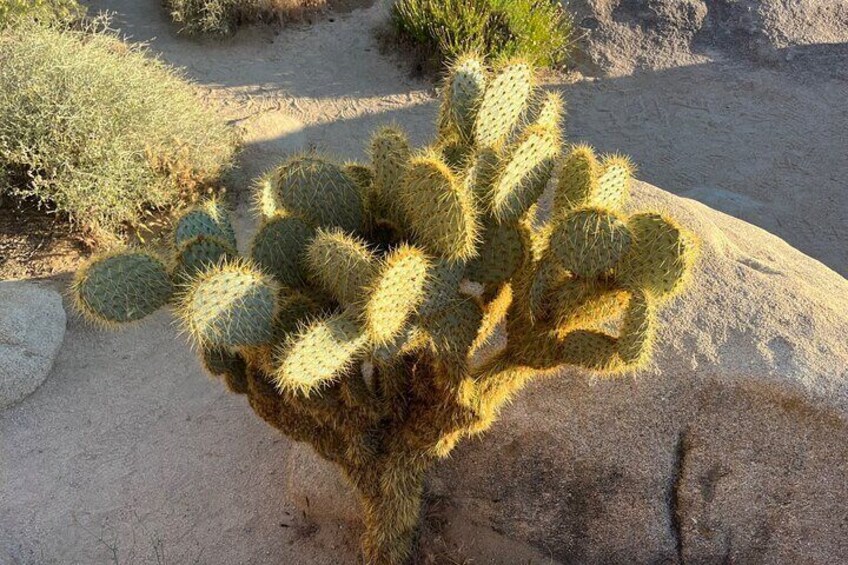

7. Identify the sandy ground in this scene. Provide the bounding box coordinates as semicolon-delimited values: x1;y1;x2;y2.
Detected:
2;1;847;563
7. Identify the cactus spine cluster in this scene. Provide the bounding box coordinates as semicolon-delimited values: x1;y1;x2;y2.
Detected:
72;55;697;564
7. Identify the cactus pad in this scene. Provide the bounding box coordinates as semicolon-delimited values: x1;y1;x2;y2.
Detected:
489;125;559;222
307;228;378;305
400;154;480;262
250;211;314;289
174;199;237;250
370;127;410;219
344;163;375;197
558;330;622;372
474;62;533;147
274;311;367;396
465;218;526;286
423;298;483;360
365;245;430;345
617;289;654;365
73;251;173;324
180;261;280;347
555;145;633;212
617;213;697;299
263;156;365;232
175;236;235;281
549;208;632;278
441;55;487;142
553;278;629;335
528;91;565;132
418;259;465;319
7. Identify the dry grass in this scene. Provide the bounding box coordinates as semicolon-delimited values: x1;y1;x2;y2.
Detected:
165;0;329;35
0;21;238;241
0;0;84;28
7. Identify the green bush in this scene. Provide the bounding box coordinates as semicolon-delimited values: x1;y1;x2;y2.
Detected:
165;0;321;35
0;0;84;28
0;22;237;239
392;0;572;68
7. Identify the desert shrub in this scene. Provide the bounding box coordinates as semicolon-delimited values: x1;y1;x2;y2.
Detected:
0;0;84;28
391;0;572;68
165;0;325;35
0;22;237;239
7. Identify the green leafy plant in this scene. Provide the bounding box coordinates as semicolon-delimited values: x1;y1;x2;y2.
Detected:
0;0;84;28
391;0;572;68
164;0;324;35
72;55;697;564
0;22;237;240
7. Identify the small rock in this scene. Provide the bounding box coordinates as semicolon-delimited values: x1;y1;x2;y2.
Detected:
0;281;66;410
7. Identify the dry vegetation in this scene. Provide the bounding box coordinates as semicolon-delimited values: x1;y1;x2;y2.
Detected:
0;0;84;28
391;0;572;68
0;21;237;242
165;0;329;35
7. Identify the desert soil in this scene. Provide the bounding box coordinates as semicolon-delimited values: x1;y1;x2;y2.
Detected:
1;0;846;563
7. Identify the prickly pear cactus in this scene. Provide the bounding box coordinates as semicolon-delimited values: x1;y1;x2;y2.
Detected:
72;56;698;564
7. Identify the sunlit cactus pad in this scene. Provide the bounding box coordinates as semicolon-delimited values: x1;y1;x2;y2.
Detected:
72;54;697;565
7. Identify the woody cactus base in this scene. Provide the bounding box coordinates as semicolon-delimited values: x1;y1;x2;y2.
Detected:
72;55;697;564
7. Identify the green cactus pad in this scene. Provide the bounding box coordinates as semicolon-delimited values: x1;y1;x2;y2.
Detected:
202;347;248;394
558;330;622;372
250;211;314;289
489;125;559;222
73;251;174;325
370;127;411;219
597;155;634;209
400;154;480;262
554;145;601;212
418;258;465;319
527;91;565;132
180;261;280;347
174;199;237;250
307;228;378;306
527;255;567;319
371;324;428;366
274;290;324;337
437;133;471;170
465;218;526;286
344;162;375;196
365;245;430;346
553;278;629;335
617;213;697;299
474;62;534;148
175;236;235;281
550;208;633;278
467;147;501;202
263;156;365;232
255;172;278;219
274;311;368;396
555;146;633;213
422;298;483;362
441;54;487;142
618;289;654;365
